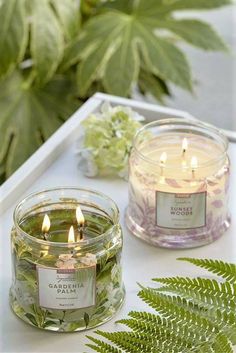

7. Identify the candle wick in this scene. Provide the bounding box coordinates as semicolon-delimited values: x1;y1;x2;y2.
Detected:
43;233;48;241
77;222;84;241
80;226;84;241
160;162;165;177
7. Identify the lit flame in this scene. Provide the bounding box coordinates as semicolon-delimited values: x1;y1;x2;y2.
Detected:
42;214;50;233
160;152;167;166
191;156;198;170
182;138;188;153
76;206;85;226
68;225;75;243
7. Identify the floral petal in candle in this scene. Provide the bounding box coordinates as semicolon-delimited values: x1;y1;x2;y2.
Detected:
212;200;223;208
213;189;222;195
165;178;181;188
56;253;77;269
196;183;206;193
207;180;218;187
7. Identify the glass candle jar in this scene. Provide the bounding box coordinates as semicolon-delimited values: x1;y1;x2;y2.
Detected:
126;118;230;248
10;188;125;332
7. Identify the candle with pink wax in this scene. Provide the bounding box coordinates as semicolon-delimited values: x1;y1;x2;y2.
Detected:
126;119;230;248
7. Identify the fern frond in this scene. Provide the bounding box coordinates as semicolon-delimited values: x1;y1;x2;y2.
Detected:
87;258;236;353
94;330;159;353
211;333;233;353
153;276;236;310
86;335;122;353
138;289;219;340
178;258;236;283
116;317;195;351
95;329;194;353
194;333;233;353
127;311;215;345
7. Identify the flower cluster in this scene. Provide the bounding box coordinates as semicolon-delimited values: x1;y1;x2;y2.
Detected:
80;253;97;266
76;102;144;179
56;254;77;269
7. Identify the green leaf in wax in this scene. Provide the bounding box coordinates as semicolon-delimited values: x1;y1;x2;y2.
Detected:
51;0;81;41
17;268;37;289
44;320;57;328
84;312;90;328
30;0;64;85
25;313;38;326
62;0;230;98
0;70;79;178
0;0;28;79
97;261;114;280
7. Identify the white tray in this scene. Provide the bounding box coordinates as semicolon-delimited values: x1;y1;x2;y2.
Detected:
1;93;236;353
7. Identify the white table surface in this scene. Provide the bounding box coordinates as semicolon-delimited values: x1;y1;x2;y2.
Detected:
1;142;236;353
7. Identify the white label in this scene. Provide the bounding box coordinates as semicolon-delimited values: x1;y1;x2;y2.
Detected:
37;266;96;310
156;191;206;229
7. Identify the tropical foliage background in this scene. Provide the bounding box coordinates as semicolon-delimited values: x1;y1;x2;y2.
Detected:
0;0;232;183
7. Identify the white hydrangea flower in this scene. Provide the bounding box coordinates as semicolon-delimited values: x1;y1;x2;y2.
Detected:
56;254;77;269
22;293;35;306
76;102;145;179
80;253;97;266
59;254;73;261
76;148;98;177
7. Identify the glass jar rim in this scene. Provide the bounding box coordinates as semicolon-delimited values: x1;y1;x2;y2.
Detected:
13;187;120;247
133;118;228;168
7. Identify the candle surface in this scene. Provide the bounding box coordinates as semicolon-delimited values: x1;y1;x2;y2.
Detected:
20;209;113;243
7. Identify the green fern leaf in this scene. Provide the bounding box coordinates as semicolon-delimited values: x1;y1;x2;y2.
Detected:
87;258;236;353
95;330;158;353
126;311;218;346
138;289;219;340
211;333;233;353
178;258;236;283
154;276;236;310
86;335;122;353
117;318;197;351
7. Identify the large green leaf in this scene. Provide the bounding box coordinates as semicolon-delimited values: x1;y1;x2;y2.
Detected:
103;24;139;96
30;0;64;85
0;0;28;79
51;0;80;41
75;13;125;96
134;0;232;16
138;69;170;103
0;71;79;179
63;0;229;97
146;19;228;51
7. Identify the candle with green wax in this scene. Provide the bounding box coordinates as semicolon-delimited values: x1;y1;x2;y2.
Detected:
9;188;125;333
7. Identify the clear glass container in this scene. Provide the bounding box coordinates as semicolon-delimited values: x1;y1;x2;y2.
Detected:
126;118;230;248
10;187;125;332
